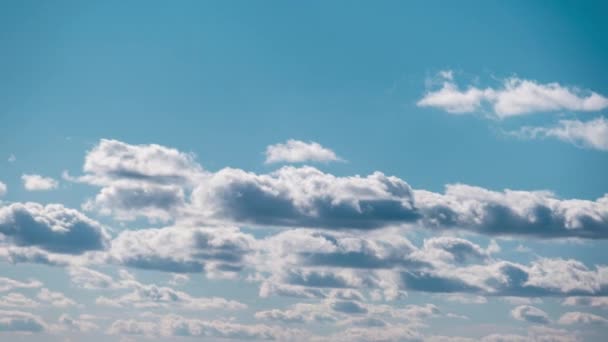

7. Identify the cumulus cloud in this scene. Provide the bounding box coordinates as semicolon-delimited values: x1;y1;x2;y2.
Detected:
65;139;608;239
0;277;42;292
558;311;608;325
107;225;254;276
21;174;58;191
510;305;551;324
251;227;608;300
415;184;608;239
0;310;47;333
562;296;608;308
0;293;39;308
94;271;246;311
36;288;76;307
192;166;419;230
513;117;608;152
0;202;110;254
109;314;305;340
265;139;342;164
69;139;204;222
417;72;608;118
58;314;99;333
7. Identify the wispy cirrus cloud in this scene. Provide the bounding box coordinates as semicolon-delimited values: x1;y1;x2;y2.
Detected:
417;71;608;118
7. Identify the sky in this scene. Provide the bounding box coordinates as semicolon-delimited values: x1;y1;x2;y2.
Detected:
0;1;607;341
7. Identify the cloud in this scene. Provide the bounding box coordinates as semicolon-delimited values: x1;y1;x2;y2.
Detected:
510;305;551;324
67;140;608;239
562;296;608;308
415;184;608;239
7;155;16;163
0;182;6;197
255;302;340;324
95;272;246;311
558;311;608;325
0;293;39;308
0;202;110;254
69;139;204;222
252;228;608;299
512;117;608;152
0;277;42;292
192;166;419;230
108;225;254;275
21;174;58;191
265;140;342;164
36;288;76;308
58;314;99;333
109;314;305;340
0;310;47;333
68;267;119;290
417;72;608;118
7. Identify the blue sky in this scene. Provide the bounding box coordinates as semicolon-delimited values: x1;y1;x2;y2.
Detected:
1;1;607;341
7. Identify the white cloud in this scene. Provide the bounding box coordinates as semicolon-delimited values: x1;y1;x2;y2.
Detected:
108;225;254;276
95;274;246;311
0;277;42;292
265;139;342;164
21;174;59;191
0;293;39;308
417;72;608;118
36;288;76;308
0;202;110;254
513;117;608;151
0;309;47;332
108;314;305;340
510;305;550;324
58;314;99;333
0;182;6;197
558;311;608;325
68;139;204;222
192;165;418;230
415;184;608;239
562;296;608;308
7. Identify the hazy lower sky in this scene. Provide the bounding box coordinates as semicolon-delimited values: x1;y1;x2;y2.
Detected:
1;1;607;341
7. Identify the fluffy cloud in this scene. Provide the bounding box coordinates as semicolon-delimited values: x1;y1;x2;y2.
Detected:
21;174;58;191
513;117;608;152
58;314;99;333
510;305;551;324
255;302;340;324
108;225;254;275
94;271;246;311
265;139;342;164
252;228;608;299
192;166;419;230
109;314;305;340
415;184;608;239
0;293;39;308
79;139;203;186
562;296;608;308
0;202;110;254
558;311;608;325
417;72;608;118
0;310;47;333
67;140;608;239
70;139;204;222
36;288;76;307
0;277;42;292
